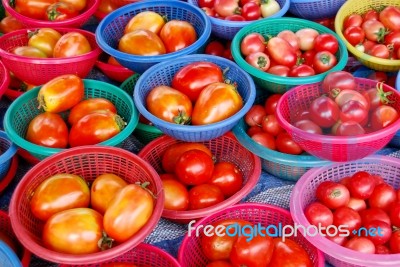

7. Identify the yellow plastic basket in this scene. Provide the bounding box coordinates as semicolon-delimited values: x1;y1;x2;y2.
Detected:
334;0;400;72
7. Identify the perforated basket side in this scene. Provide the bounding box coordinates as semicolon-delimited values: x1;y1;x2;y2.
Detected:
289;0;346;20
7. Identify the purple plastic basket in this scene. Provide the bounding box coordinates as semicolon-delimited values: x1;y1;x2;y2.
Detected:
289;0;346;20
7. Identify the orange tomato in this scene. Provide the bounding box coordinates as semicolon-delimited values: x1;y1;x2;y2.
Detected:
124;11;165;34
28;28;62;57
68;98;117;125
60;0;87;12
159;20;197;53
107;56;121;66
0;16;25;34
53;32;92;57
14;0;57;20
118;29;166;56
12;46;47;58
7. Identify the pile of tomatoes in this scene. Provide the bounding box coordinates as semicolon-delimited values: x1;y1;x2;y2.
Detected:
199;0;281;21
146;61;243;125
342;6;400;60
292;71;399;136
26;74;126;148
30;172;155;254
118;10;197;56
160;142;243;211
241;29;340;76
304;170;400;254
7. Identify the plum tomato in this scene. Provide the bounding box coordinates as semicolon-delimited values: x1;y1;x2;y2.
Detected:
53;32;92;57
159;20;197;53
118;30;166;56
267;37;297;67
162;178;189;211
68;98;117;125
277;30;300;51
124;11;165;35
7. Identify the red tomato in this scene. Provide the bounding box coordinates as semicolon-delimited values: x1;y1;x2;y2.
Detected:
384;31;400;51
240;33;266;56
0;16;25;34
162;178;189;211
333;207;362;233
68;98;117;125
370;44;390;59
118;30;166;56
343;26;365;46
188;184;224;210
277;30;300;51
339;100;368;123
309;95;340;128
159;20;197;53
368;183;397;212
295;28;319;51
275;132;303;155
344;14;363;29
301;50;316;66
325;233;347;246
205;40;225;57
334;121;365;136
245;104;267;126
363;10;379;21
266;65;290;76
210;161;243;197
314;33;339;54
344;237;375;254
364;220;392;245
322;71;356;95
26;112;69;148
247;125;263;136
294;119;322;134
347;171;376;200
362;85;391;111
362;20;386;43
370;105;399;131
313;51;337;74
268;238;312;267
264;94;282;115
289;64;315;77
261;114;283;136
346;197;367;212
175;149;215;186
316;181;350;209
375;245;390;254
359;208;391;226
230;234;274;267
304;202;333;227
206;261;233;267
315;17;335;31
14;0;56;20
379;6;400;31
214;0;240;17
251;132;276;150
53;32;92;57
245;52;271;71
171;62;223;102
390;230;400;253
199;0;216;8
241;2;261;20
390;202;400;227
333;89;369;109
267;37;297;67
46;2;78;21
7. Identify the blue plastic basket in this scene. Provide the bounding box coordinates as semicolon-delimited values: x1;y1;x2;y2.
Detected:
133;54;256;142
95;0;212;74
0;131;17;181
289;0;346;20
0;241;21;267
390;72;400;148
187;0;289;40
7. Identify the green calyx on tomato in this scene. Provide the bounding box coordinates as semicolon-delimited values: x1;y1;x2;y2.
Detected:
375;82;393;105
135;181;157;199
98;230;114;251
173;109;191;125
114;114;127;131
376;28;390;43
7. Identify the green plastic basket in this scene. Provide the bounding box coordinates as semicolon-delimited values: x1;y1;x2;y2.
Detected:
231;17;349;93
4;79;139;160
120;74;163;145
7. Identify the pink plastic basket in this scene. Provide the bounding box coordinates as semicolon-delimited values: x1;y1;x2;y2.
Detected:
2;0;100;28
0;28;102;85
59;243;180;267
9;146;164;265
290;155;400;267
178;203;324;267
0;60;10;100
95;54;135;83
138;132;261;223
276;78;400;162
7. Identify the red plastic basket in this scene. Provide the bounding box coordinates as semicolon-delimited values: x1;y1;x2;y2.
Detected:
59;243;180;267
0;210;31;267
0;60;9;100
138;132;261;223
9;146;164;265
0;156;18;194
2;0;100;28
95;54;135;83
0;28;102;85
276;78;400;162
178;203;325;267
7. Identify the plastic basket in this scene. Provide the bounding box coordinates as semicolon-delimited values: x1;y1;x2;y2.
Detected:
138;132;261;223
3;79;139;161
187;0;289;40
334;0;400;72
2;0;100;28
95;53;135;83
58;243;180;267
231;18;348;93
9;146;164;265
0;156;18;193
95;0;211;74
0;210;31;267
0;60;9;100
0;131;17;180
275;78;400;162
3;89;23;102
290;155;400;267
289;0;346;20
0;28;102;85
110;0;141;8
178;203;324;267
120;74;163;145
134;54;256;142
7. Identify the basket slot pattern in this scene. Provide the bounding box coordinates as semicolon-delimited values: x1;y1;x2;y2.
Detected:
289;0;346;20
0;138;13;178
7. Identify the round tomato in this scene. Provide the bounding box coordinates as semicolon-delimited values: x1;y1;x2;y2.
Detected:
322;71;356;95
159;20;197;53
347;171;375;200
295;28;319;51
124;11;165;35
379;6;400;31
210;161;243;197
390;202;400;227
246;52;271;71
46;2;78;21
261;114;283;136
96;0;115;15
251;132;276;150
289;64;315;77
309;95;340;128
268;238;312;267
343;26;365;46
362;20;386;43
162;178;189;211
334;121;365;136
390;230;400;253
240;33;266;56
304;202;333;227
363;10;379;21
370;105;399;131
43;208;104;254
189;184;224;210
333;89;369;109
359;208;391;226
294;119;322;134
53;32;92;57
230;234;274;267
362;85;392;110
343;14;363;29
0;16;25;34
28;28;62;57
314;33;339;54
267;37;297;67
14;0;57;20
344;237;375;254
364;220;392;245
205;40;225;57
104;183;154;243
242;2;261;20
264;94;282;115
340;100;368;123
247;125;263;136
199;0;215;8
214;0;239;17
275;132;303;155
368;183;397;212
384;31;400;51
316;181;350;209
333;207;362;233
175;149;214;186
245;104;267;127
68;98;117;125
12;46;47;58
90;173;128;214
313;51;337;74
370;44;390;59
301;50;316;66
26;112;69;148
266;65;290;76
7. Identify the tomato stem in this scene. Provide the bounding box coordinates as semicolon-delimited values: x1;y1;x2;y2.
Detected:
173;110;191;125
27;30;39;39
135;181;157;199
376;82;394;105
98;231;114;251
114;114;127;131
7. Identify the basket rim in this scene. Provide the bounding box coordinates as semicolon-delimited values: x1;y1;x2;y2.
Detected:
3;79;139;159
137;133;262;220
0;60;10;97
290;155;400;266
0;240;21;266
334;0;400;69
95;0;212;64
0;28;102;64
231;17;349;85
178;202;325;267
0;130;18;165
95;59;134;74
9;145;165;264
0;156;18;193
275;78;400;144
133;54;256;132
1;0;100;27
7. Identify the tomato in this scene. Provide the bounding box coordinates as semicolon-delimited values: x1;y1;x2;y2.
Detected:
96;0;115;15
46;2;78;21
294;119;322;134
251;132;276;150
266;65;290;76
242;2;260;21
107;56;121;66
162;178;189;211
245;104;266;126
289;64;315;77
214;0;239;17
261;114;282;136
389;230;400;253
12;46;47;58
347;197;367;212
277;30;300;51
245;52;270;71
205;40;225;57
346;171;375;199
334;121;365;136
206;261;233;267
230;234;274;267
275;132;302;154
60;0;87;11
344;237;375;254
269;238;312;267
359;208;391;226
343;26;365;46
314;33;339;54
146;85;192;124
124;11;165;35
210;161;243;197
362;85;392;111
384;31;400;51
370;44;390;59
189;184;224;210
316;181;350;209
362;20;387;43
14;0;56;20
171;62;223;102
175;149;214;186
68;98;117;125
309;95;340;128
53;32;92;57
240;33;266;56
0;232;19;255
26;112;69;148
264;94;281;115
37;74;84;113
28;28;61;57
376;245;390;254
260;0;280;18
0;16;24;34
295;28;319;51
267;37;297;67
340;100;368;123
202;7;217;17
364;220;392;246
390;202;400;227
333;89;369;109
313;51;337;74
43;208;103;254
30;173;90;221
90;173;127;214
370;105;399;131
223;47;234;60
159;20;197;53
68;111;125;147
104;183;154;243
247;125;263;136
379;6;400;31
199;0;216;8
118;30;166;56
325;233;347;246
363;10;379;21
344;14;363;29
322;71;356;95
192;82;243;125
333;207;362;233
304;202;333;227
368;183;397;212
